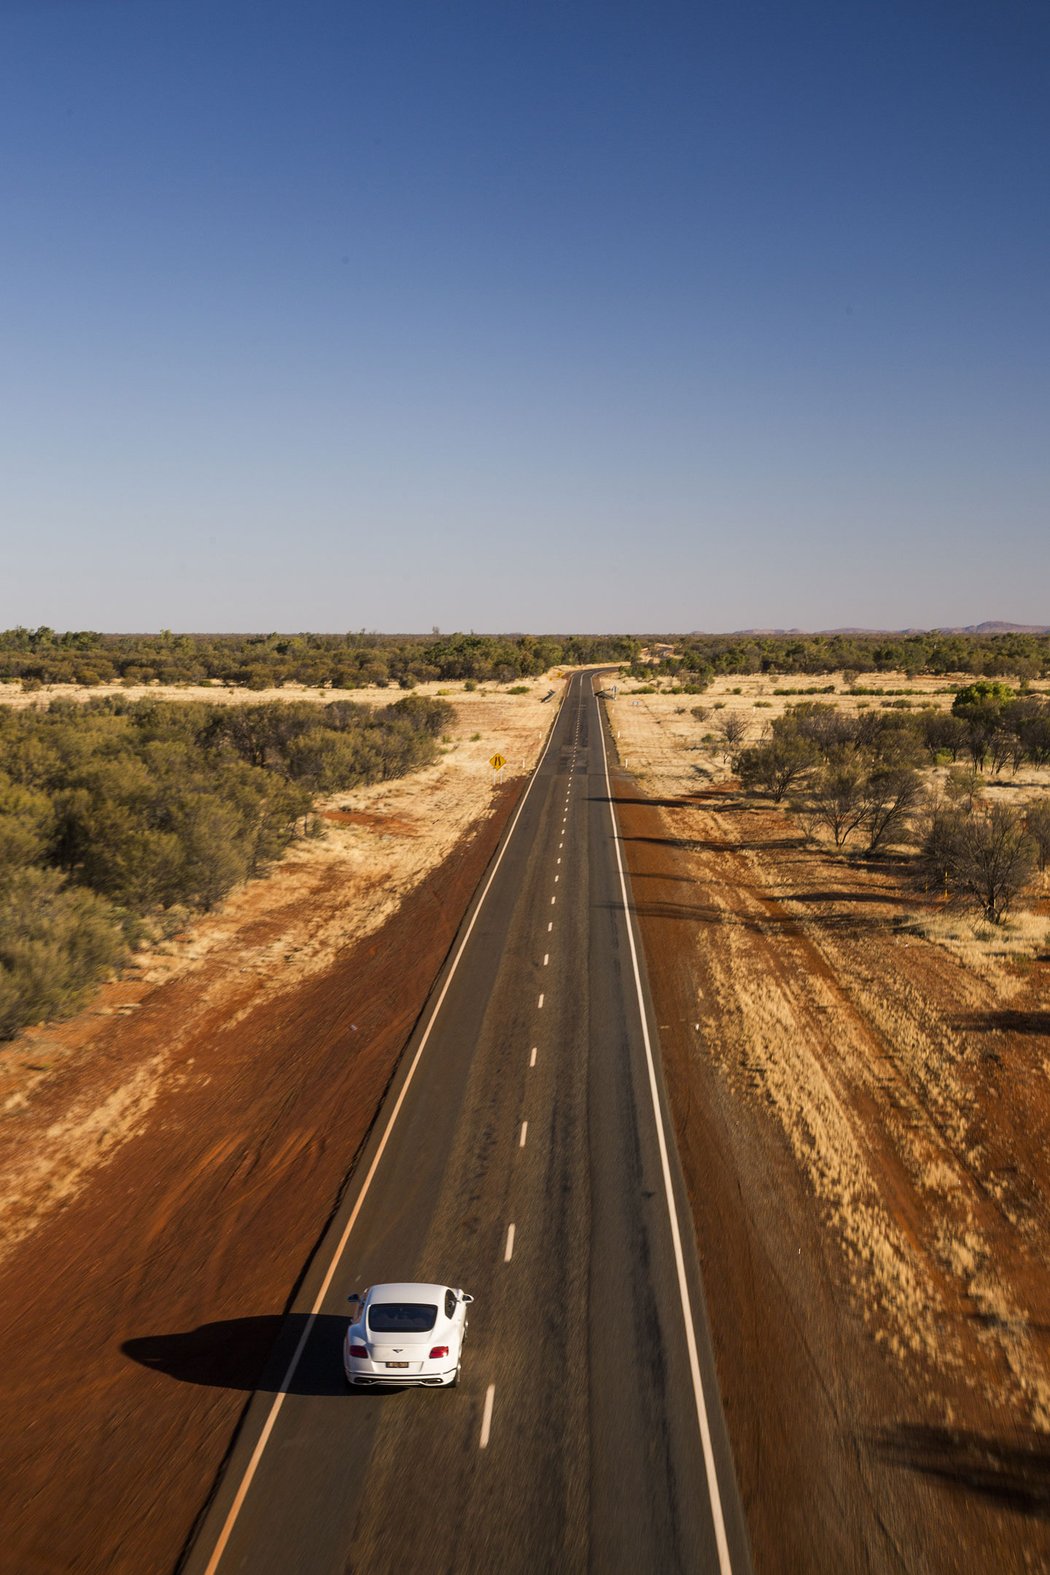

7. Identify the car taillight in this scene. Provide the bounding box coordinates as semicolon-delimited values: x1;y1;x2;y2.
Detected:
429;1345;449;1359
348;1344;368;1358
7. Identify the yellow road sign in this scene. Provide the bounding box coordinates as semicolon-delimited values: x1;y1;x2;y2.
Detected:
489;753;506;771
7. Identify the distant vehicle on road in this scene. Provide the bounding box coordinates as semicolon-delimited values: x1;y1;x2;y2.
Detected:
343;1281;473;1388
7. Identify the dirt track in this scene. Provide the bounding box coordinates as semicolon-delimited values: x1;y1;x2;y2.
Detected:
0;785;520;1574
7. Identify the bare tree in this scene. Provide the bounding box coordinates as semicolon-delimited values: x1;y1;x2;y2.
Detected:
862;766;923;855
797;764;868;848
919;804;1036;923
717;710;748;761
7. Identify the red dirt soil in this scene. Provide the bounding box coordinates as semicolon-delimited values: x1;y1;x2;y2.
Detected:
615;773;1050;1574
0;786;520;1575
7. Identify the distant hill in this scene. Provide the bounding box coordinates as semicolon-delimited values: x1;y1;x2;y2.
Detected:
705;622;1050;637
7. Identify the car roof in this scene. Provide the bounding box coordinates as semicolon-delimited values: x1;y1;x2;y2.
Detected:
366;1282;449;1302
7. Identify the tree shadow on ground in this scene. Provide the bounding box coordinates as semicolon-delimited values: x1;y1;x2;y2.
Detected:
604;897;895;936
784;889;903;907
591;794;699;810
122;1313;393;1399
869;1424;1050;1517
617;833;806;854
955;1011;1050;1037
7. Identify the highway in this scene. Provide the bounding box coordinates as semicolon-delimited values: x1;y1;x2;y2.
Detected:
183;670;752;1575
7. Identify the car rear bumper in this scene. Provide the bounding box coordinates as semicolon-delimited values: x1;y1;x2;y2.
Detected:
344;1364;457;1388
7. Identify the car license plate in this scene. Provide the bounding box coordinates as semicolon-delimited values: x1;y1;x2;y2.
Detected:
386;1361;409;1369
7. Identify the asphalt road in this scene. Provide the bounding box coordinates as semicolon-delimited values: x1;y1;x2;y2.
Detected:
184;671;752;1575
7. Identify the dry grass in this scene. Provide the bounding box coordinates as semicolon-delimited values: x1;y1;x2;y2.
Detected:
609;679;1050;1431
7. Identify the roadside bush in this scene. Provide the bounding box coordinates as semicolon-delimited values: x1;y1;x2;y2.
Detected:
0;868;126;1039
0;692;456;1039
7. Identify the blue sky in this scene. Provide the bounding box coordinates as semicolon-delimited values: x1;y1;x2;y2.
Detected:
1;0;1047;632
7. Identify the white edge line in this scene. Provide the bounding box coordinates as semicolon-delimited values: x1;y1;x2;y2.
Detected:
595;685;735;1575
201;677;575;1574
479;1382;496;1448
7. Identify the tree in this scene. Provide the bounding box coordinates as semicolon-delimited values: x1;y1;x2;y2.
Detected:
735;734;819;802
919;804;1036;923
919;710;967;763
862;766;923;855
1025;799;1050;874
797;762;868;848
790;702;858;760
717;711;748;760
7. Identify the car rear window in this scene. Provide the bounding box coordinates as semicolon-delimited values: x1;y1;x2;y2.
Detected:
368;1302;438;1334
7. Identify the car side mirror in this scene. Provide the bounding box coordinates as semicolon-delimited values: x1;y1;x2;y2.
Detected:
460;1292;474;1304
347;1292;360;1304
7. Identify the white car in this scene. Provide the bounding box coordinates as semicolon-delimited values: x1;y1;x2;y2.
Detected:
343;1281;473;1388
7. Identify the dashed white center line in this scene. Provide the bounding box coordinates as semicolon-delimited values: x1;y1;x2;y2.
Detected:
554;874;559;882
537;992;544;1009
504;1223;515;1262
557;856;561;864
551;895;556;905
547;921;552;931
529;1046;537;1067
479;1383;496;1449
543;953;549;966
519;1120;528;1148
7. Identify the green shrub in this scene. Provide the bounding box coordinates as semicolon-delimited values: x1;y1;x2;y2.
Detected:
0;692;455;1037
0;868;126;1039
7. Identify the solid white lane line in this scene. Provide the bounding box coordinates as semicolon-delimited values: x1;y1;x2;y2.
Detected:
529;1046;537;1067
519;1120;528;1148
537;992;544;1009
595;691;734;1575
198;675;572;1575
504;1223;515;1262
480;1383;496;1449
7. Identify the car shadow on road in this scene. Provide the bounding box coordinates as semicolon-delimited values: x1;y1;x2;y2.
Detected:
122;1313;404;1399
